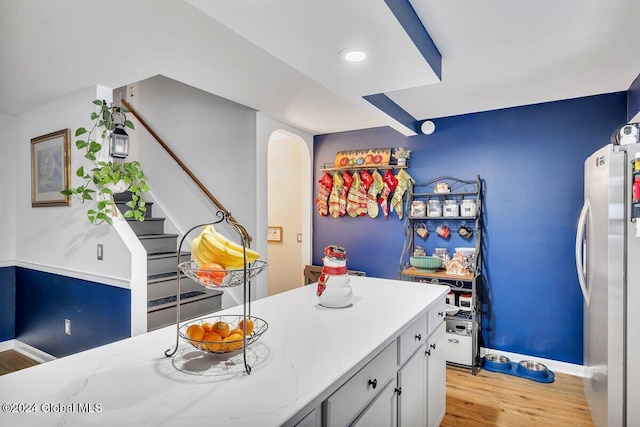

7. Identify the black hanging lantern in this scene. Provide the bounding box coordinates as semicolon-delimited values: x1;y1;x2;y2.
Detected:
109;108;130;159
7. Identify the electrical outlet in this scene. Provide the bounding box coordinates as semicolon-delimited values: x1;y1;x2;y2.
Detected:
65;319;71;335
97;244;103;260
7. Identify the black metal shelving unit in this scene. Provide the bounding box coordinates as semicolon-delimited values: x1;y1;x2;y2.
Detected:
399;175;483;374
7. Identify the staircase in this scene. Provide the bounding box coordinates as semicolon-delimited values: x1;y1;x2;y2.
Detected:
114;192;223;331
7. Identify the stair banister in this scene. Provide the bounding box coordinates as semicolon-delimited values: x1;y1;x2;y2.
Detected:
121;98;252;244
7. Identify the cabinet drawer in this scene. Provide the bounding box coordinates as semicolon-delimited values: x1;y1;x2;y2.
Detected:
325;341;398;426
428;298;446;336
398;313;427;366
445;332;472;366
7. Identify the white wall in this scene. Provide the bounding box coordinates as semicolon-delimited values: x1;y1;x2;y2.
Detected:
15;86;138;285
256;113;313;300
0;114;17;265
127;75;259;308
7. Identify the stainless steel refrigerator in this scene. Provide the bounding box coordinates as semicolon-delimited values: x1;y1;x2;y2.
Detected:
576;142;640;426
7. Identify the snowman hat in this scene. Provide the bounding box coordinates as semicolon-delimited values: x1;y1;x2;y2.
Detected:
324;245;347;261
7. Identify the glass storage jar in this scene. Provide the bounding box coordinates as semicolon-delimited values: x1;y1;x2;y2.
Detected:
411;201;426;217
460;199;477;217
443;199;459;217
427;199;442;217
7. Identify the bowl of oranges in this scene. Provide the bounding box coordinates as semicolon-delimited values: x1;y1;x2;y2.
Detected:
180;315;268;354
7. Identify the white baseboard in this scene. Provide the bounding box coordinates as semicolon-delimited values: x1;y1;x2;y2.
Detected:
0;339;57;364
0;340;15;352
481;347;585;377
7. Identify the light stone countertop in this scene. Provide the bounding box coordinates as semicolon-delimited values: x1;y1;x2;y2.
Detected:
0;276;448;427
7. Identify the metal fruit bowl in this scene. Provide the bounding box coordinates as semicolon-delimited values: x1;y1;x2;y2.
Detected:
410;256;442;271
179;315;268;354
179;260;268;288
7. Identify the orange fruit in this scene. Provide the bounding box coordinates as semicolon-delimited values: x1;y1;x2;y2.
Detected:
202;322;213;333
238;318;254;335
229;328;244;337
202;331;223;352
212;321;230;338
225;333;244;351
196;263;227;286
186;324;205;346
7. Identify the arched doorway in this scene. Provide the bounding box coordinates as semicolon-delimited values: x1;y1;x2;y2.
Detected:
267;130;311;295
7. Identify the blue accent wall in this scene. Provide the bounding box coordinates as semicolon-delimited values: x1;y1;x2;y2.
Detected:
313;92;627;364
0;266;16;342
627;72;640;122
15;268;131;358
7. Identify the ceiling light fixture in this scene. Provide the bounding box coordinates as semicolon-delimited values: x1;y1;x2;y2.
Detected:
342;49;367;63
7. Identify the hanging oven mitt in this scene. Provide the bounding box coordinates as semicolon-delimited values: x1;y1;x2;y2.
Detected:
316;172;333;216
390;169;414;219
347;171;361;218
379;169;398;219
339;171;353;217
367;170;384;218
329;172;343;218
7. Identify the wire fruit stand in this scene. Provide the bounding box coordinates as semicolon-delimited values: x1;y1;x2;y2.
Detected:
164;211;268;374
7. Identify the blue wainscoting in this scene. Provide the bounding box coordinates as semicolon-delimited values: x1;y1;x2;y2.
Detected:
0;266;16;342
313;92;627;364
15;268;131;358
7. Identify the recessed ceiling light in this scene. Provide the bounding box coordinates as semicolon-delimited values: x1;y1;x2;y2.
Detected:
342;49;367;63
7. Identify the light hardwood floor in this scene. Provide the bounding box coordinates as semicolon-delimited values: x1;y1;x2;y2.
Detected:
0;349;40;376
442;366;594;427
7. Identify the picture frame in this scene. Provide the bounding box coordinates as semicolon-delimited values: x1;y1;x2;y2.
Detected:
267;226;283;242
31;129;71;207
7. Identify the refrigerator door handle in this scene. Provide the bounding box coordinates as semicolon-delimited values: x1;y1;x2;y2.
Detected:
575;199;590;305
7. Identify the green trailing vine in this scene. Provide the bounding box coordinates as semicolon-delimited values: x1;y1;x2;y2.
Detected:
61;100;149;225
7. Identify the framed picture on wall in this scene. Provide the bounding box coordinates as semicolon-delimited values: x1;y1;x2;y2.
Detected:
267;226;283;242
31;129;71;207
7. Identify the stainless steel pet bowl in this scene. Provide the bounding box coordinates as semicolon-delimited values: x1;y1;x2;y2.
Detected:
483;353;511;371
516;360;549;378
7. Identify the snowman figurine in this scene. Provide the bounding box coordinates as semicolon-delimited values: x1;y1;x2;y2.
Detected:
317;245;353;308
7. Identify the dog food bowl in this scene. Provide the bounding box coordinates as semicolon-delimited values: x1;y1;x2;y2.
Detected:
517;360;550;378
483;353;511;371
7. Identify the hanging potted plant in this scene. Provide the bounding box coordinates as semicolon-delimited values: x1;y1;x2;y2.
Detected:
61;100;149;225
393;147;411;166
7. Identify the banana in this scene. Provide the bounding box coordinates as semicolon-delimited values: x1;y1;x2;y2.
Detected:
204;224;260;261
211;231;260;261
190;234;208;267
200;230;245;268
192;224;261;269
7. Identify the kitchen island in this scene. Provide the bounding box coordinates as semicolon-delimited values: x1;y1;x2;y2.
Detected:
0;276;448;427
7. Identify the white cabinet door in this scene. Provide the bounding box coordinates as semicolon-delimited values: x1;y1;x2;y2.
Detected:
294;407;320;427
427;322;446;427
325;342;397;426
352;378;398;427
397;343;427;427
